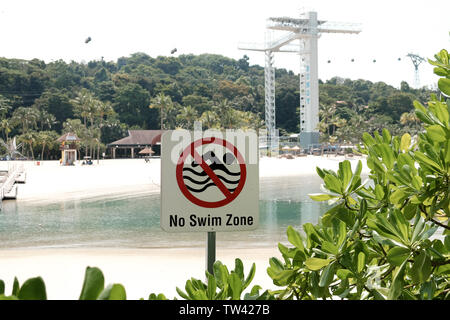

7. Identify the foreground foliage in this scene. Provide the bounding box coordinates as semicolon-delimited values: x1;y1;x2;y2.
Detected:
266;49;450;300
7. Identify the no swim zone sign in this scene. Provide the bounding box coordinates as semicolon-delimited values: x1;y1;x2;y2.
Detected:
161;130;259;232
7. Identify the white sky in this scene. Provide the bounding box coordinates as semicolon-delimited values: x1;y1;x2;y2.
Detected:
1;0;449;88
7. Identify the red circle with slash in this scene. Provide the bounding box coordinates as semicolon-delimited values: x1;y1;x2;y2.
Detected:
176;137;246;208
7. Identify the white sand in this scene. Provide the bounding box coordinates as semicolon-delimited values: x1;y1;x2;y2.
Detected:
11;155;367;203
0;155;368;299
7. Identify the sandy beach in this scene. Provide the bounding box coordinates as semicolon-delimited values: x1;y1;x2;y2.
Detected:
0;155;368;299
11;155;368;202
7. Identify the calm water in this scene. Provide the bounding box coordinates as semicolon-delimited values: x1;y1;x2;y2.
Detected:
0;175;329;249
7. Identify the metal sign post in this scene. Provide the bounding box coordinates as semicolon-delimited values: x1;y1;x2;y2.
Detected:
206;231;216;275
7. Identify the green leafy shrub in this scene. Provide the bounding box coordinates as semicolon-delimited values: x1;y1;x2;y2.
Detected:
266;50;450;300
176;258;269;300
0;266;127;300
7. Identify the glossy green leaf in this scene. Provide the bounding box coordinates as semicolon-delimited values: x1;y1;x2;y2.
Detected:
79;266;105;300
357;252;366;273
411;251;431;284
386;247;410;266
338;160;352;190
438;77;450;96
380;144;395;169
98;284;127;300
243;263;256;290
388;260;407;300
0;280;4;295
305;258;331;271
12;277;19;297
17;277;47;300
206;273;216;300
400;133;411;152
234;259;244;281
148;293;167;300
228;273;242;300
415;110;434;125
287;225;305;251
336;269;353;280
414;151;442;171
362;132;376;146
413;100;427;113
322;241;338;255
402;202;418;220
319;262;336;287
268;269;296;286
374;185;385;200
324;174;342;194
426;125;447;142
445;236;450;251
176;287;190;300
309;193;338;202
390;188;407;205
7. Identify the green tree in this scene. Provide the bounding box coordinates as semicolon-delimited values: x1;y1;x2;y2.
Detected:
18;130;38;159
0;118;14;141
149;92;173;130
0;95;12;119
36;130;59;160
11;107;39;133
176;105;198;129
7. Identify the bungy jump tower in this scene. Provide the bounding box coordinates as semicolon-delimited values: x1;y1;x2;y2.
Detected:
239;11;361;151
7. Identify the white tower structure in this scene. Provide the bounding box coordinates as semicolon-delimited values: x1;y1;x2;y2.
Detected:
239;11;361;150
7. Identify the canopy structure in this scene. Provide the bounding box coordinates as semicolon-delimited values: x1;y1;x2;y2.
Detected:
107;130;165;158
57;132;80;143
138;147;155;155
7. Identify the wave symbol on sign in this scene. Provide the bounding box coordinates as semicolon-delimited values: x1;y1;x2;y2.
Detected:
182;151;240;193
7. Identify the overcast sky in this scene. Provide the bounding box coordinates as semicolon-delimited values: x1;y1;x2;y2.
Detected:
1;0;449;88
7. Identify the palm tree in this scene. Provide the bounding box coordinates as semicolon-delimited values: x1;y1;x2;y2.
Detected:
72;89;95;128
149;93;173;130
94;100;114;143
37;109;57;130
11;107;39;133
199;111;219;129
176;106;198;129
36;131;58;160
18;131;38;160
0;95;11;119
318;103;337;136
0;118;13;141
215;99;241;129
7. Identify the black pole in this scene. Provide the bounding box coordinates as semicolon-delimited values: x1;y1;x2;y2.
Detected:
206;231;216;275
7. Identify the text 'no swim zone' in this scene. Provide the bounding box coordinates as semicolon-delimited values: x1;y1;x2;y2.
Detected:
161;130;259;232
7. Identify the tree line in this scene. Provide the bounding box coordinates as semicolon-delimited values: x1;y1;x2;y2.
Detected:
0;53;435;159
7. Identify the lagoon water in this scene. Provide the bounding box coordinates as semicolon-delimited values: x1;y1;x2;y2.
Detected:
0;175;329;249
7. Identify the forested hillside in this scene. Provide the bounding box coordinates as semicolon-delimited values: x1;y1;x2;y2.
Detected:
0;52;434;159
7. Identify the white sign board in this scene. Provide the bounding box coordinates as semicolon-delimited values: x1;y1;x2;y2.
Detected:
161;130;259;232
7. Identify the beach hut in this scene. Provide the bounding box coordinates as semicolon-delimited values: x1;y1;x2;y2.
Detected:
107;130;165;159
57;133;80;166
